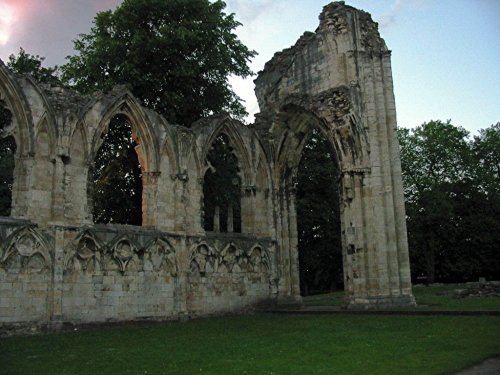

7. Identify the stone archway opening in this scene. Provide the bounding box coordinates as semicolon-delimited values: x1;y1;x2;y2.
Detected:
202;133;242;233
0;99;16;216
90;113;143;225
296;127;342;296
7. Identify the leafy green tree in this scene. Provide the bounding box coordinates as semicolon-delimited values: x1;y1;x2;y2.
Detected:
7;47;60;84
62;0;256;127
296;128;342;295
61;0;255;224
398;120;500;283
472;122;500;196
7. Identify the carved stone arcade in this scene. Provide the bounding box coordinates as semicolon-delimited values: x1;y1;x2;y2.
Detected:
0;2;415;330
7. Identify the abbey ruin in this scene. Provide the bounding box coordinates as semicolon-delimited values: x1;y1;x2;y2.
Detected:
0;2;415;331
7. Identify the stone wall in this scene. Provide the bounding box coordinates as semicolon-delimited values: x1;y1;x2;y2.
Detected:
0;218;276;329
0;2;415;331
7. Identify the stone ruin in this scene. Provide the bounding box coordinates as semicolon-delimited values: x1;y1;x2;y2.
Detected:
0;2;415;331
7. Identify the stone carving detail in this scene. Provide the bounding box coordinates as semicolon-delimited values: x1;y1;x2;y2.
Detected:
313;88;352;128
107;237;139;273
189;242;271;276
143;238;177;275
65;232;178;275
190;243;217;275
281;88;368;166
249;246;271;273
65;231;102;272
319;5;348;35
0;227;51;273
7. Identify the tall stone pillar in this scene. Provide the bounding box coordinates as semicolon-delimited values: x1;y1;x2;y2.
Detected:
142;171;159;226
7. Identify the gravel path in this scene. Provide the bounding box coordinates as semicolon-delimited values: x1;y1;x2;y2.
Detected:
453;357;500;375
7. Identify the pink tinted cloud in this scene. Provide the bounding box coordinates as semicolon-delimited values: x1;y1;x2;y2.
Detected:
0;0;121;65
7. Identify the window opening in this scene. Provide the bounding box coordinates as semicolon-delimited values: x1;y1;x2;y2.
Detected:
297;128;342;296
203;133;241;233
91;114;142;225
0;100;16;216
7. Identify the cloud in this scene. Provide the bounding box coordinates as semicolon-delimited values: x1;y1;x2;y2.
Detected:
226;0;275;24
0;0;121;66
378;0;403;29
378;0;429;29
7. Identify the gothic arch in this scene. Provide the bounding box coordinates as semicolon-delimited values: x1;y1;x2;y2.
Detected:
89;92;159;173
0;62;34;156
200;118;252;185
34;115;56;159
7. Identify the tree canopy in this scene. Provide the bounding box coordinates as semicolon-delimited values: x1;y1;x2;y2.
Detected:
7;47;60;84
61;0;256;127
398;120;500;283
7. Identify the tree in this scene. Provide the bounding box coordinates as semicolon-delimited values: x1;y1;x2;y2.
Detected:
472;122;500;196
398;120;500;283
7;47;60;84
398;120;471;283
60;0;255;223
296;128;342;295
62;0;256;127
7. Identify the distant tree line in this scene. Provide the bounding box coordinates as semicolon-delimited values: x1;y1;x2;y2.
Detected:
398;120;500;284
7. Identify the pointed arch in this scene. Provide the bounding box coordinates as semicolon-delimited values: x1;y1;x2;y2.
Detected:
1;226;52;271
275;104;341;171
143;237;177;274
0;62;34;156
201;118;252;184
64;229;104;272
89;91;159;173
34;113;57;159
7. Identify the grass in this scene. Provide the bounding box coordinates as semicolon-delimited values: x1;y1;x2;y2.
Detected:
1;314;500;374
302;283;500;310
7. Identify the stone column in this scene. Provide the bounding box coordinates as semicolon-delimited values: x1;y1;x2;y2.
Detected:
213;206;220;232
276;180;302;306
11;154;34;218
51;156;66;223
227;205;234;233
49;226;66;330
142;171;160;226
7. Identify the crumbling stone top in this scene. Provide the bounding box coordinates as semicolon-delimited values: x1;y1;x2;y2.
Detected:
38;82;91;117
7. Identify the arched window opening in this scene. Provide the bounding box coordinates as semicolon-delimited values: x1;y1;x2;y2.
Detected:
0;100;16;216
91;114;142;225
203;134;241;233
297;127;342;296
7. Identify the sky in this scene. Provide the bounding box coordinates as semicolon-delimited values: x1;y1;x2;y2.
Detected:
0;0;498;134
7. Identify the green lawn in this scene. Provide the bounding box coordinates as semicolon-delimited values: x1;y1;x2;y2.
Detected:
302;284;500;310
1;314;499;374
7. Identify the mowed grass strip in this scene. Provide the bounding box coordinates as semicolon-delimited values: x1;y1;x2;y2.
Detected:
302;284;500;310
1;314;499;374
